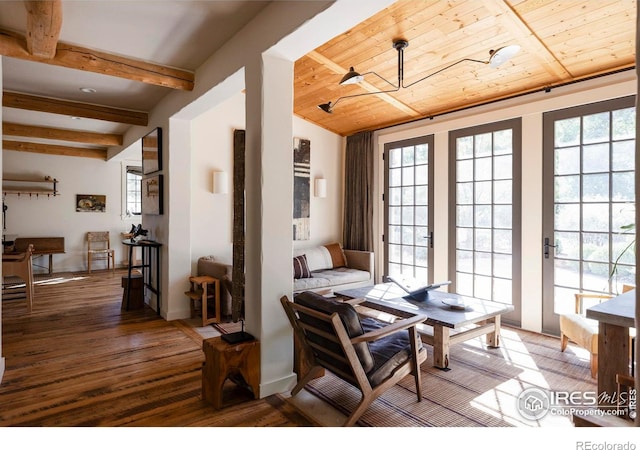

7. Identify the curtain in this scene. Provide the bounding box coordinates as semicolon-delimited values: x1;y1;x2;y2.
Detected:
342;131;374;251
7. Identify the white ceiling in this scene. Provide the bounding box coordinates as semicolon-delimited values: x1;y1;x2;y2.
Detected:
0;1;270;146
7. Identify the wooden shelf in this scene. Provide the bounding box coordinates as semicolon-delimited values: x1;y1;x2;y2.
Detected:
3;175;58;197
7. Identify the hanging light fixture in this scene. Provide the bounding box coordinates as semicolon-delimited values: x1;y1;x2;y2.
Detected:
318;40;520;113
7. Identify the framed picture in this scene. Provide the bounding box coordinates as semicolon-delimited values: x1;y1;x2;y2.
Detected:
142;175;163;215
142;127;162;175
76;194;106;212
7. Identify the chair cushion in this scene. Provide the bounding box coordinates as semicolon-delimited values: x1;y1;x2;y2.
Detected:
361;317;422;387
294;291;375;373
560;313;598;353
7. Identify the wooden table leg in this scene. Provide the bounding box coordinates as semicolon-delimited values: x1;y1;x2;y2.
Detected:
432;325;450;369
597;322;629;408
486;315;501;347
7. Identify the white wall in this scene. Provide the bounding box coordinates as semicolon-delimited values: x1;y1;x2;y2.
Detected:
189;91;344;275
2;150;141;273
374;70;637;333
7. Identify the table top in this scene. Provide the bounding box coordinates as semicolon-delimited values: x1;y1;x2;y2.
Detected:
586;289;635;328
336;283;514;330
122;239;162;247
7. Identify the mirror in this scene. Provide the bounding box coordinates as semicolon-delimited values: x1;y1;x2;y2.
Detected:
142;127;162;175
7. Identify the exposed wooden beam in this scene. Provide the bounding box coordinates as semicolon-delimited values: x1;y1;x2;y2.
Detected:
0;28;194;91
3;91;148;126
306;50;423;118
24;0;62;59
3;122;123;146
3;140;107;160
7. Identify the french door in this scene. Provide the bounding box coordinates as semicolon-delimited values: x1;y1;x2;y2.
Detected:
383;136;434;283
448;119;522;325
542;96;636;335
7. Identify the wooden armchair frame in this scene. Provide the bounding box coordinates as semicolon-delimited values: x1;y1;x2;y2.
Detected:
3;244;35;312
87;231;115;273
281;294;427;426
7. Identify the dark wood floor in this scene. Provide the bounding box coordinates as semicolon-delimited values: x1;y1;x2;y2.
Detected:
0;269;315;427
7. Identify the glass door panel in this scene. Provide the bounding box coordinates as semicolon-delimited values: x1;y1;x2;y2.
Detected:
384;136;434;283
449;119;521;325
542;96;636;335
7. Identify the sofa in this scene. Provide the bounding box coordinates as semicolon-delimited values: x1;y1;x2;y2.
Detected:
196;243;374;315
293;243;374;293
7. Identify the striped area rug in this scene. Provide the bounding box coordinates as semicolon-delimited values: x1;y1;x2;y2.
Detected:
301;326;597;427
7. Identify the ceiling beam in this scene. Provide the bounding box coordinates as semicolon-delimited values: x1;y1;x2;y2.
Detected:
306;51;423;118
3;91;148;126
485;0;572;80
3;122;123;146
0;28;194;91
24;0;62;59
3;140;108;160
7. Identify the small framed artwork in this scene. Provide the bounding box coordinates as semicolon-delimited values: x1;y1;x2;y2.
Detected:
76;194;106;212
142;175;163;215
142;127;162;175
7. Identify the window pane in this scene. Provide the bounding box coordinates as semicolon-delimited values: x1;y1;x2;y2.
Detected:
475;133;492;157
474;181;491;204
582;203;609;232
583;112;610;144
612;172;634;201
582;173;609;202
583;143;610;173
555;118;580;147
612;107;635;140
555;175;580;202
389;148;402;168
612;140;635;171
555;146;580;175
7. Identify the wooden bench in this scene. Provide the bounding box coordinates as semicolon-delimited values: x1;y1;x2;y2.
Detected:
14;237;65;274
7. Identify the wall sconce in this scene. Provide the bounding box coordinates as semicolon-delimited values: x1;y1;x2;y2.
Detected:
213;171;229;194
315;178;327;198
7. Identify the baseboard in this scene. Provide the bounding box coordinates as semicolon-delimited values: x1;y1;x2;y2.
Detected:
259;372;297;398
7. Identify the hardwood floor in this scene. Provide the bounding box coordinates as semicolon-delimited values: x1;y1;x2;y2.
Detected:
0;269;315;427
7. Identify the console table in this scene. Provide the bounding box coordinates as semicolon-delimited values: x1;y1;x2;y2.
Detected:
122;239;161;314
14;237;64;274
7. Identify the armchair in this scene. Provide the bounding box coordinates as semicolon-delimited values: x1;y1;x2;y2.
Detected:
559;284;635;378
280;291;427;426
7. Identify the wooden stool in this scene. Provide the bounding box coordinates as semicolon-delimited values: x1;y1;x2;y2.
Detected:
202;336;260;409
121;272;144;310
185;275;221;326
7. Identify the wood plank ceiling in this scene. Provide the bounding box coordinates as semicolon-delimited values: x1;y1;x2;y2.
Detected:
0;1;635;159
294;0;637;137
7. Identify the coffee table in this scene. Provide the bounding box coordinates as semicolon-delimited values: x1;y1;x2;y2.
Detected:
336;283;514;370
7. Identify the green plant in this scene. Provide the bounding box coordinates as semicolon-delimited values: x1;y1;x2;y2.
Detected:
609;222;636;289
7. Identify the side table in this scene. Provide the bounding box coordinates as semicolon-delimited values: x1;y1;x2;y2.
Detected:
202;336;260;409
185;275;221;326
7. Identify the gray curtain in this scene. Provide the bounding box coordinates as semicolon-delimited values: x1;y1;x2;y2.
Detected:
342;131;374;251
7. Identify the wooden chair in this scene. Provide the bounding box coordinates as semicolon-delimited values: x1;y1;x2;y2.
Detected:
2;244;35;312
560;284;635;378
280;291;427;426
87;231;115;273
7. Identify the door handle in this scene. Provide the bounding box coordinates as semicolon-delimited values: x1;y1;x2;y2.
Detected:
423;231;434;249
544;237;556;259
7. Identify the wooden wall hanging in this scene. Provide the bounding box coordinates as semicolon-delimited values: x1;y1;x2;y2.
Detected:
232;129;245;322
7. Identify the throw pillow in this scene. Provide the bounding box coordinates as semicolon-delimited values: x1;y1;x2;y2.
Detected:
293;254;312;279
324;242;347;268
